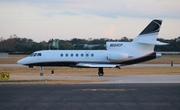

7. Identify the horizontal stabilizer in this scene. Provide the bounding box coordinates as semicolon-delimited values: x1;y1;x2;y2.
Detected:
137;40;168;45
76;63;117;68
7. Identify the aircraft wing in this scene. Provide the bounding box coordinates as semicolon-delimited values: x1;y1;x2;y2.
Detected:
76;63;117;68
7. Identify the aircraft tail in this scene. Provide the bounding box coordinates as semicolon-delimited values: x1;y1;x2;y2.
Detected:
133;19;167;45
106;19;167;57
105;19;167;64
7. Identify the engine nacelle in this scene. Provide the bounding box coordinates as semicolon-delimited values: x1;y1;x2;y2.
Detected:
107;52;129;61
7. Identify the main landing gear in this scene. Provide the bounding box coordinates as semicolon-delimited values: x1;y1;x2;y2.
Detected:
51;69;54;75
98;67;104;76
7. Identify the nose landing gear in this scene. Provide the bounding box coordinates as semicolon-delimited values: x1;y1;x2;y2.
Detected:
40;66;44;76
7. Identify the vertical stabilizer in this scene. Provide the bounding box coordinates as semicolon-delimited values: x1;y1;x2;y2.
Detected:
139;19;162;36
133;19;165;45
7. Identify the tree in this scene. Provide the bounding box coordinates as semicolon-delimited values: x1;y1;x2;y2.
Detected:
0;36;180;53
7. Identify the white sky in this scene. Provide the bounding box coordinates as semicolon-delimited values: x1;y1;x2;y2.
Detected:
0;0;180;42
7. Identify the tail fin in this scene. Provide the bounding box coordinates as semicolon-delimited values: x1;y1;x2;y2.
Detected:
133;19;167;45
139;19;162;36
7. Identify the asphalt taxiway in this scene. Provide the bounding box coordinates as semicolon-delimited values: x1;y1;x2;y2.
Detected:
10;75;180;84
2;75;180;110
0;84;180;110
1;64;180;109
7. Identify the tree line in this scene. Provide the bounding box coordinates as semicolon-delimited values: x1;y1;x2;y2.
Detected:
0;34;180;54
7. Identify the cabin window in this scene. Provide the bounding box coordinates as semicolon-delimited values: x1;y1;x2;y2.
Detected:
60;54;63;57
71;54;73;57
66;54;68;57
76;54;78;57
91;53;94;57
81;54;84;57
86;54;89;57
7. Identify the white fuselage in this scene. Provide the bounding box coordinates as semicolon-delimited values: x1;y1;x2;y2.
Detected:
17;41;158;67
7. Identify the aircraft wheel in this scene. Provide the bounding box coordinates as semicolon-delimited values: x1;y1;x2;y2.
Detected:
39;66;44;76
98;72;104;76
40;73;43;76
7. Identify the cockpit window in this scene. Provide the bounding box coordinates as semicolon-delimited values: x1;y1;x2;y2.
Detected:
29;53;41;57
37;53;41;56
30;53;34;57
33;53;37;56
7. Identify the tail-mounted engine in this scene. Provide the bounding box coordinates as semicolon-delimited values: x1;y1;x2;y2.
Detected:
107;52;129;61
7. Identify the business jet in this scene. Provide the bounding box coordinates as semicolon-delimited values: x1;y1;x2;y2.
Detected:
17;19;166;76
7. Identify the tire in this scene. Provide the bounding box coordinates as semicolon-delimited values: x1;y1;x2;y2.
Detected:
98;72;104;76
40;73;43;76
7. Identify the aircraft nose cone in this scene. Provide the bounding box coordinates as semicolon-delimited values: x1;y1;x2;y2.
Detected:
17;57;31;65
17;58;26;65
17;59;23;64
